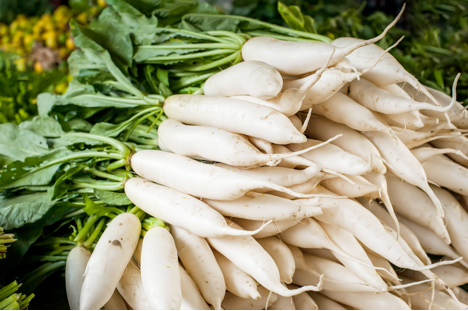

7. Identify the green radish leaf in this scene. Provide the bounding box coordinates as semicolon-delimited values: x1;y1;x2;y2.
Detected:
277;2;316;33
94;189;132;206
0;193;58;230
0;123;49;161
19;116;64;138
0;148;70;190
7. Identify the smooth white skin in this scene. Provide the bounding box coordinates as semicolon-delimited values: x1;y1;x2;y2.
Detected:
379;111;425;130
124;177;270;238
104;290;127;310
364;248;400;284
202;60;283;99
320;289;411;310
178;265;210;310
232;218;301;239
348;78;455;114
313;92;394;136
362;130;445;217
80;213;141;310
212;249;260;300
362;199;431;265
116;261;149;310
412;146;468;164
204;192;322;221
140;227;182;310
402;279;468;310
304;115;386;174
130;150;325;200
308;292;347;310
66;246;91;310
431;185;468;267
403;265;468;288
300;191;426;271
321;175;380;198
332;37;438;109
207;219;322;297
288;139;372;176
398;216;468;269
215;164;321;187
318;221;388;291
256;237;296;284
453;287;468;305
403;83;468;129
424;155;468;196
293;262;374;293
170;225;225;309
221;286;278;310
431;135;468;168
269;295;296;310
163;94;306;144
290;287;318;310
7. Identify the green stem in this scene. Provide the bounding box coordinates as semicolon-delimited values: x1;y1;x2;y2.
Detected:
22;261;66;286
172;72;217;89
0;282;20;301
123;108;162;142
207;30;248;45
85;168;126;182
137;42;240;50
65;133;130;157
142;49;238;62
181;51;241;72
18;293;34;310
83;218;106;249
0;294;19;310
74;214;100;244
154;28;231;43
73;179;125;191
106;159;128;172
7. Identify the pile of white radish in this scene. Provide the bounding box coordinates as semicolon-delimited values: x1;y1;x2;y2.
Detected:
65;7;468;310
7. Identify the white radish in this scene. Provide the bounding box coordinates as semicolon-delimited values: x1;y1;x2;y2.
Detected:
320;289;411;310
158;119;334;167
398;216;467;268
232;218;301;239
204;192;322;221
211;249;260;300
66;246;91;310
221;286;278;310
269;295;296;310
362;199;431;265
379;111;425;130
347;77;456;114
331;36;440;111
257;237;295;284
202;60;283;99
207;219;322;297
140;226;182;310
308;292;347;310
302;192;437;272
232;52;333;117
241;7;403;75
431;135;468;167
321;175;380;198
304;114;386;174
292;257;376;292
402;265;468;288
124;177;271;237
116;259;149;310
411;145;468;164
163;94;307;144
80;213;141;310
364;248;400;284
215;164;321;187
431;185;468;267
318;221;388;291
170;225;225;309
288;285;318;310
422;155;468;196
453;287;468;305
313;92;395;136
288;139;373;176
362;130;445;217
103;290;127;310
178;265;210;310
130;150;330;200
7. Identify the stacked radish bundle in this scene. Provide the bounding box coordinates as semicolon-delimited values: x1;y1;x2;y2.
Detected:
70;23;468;310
